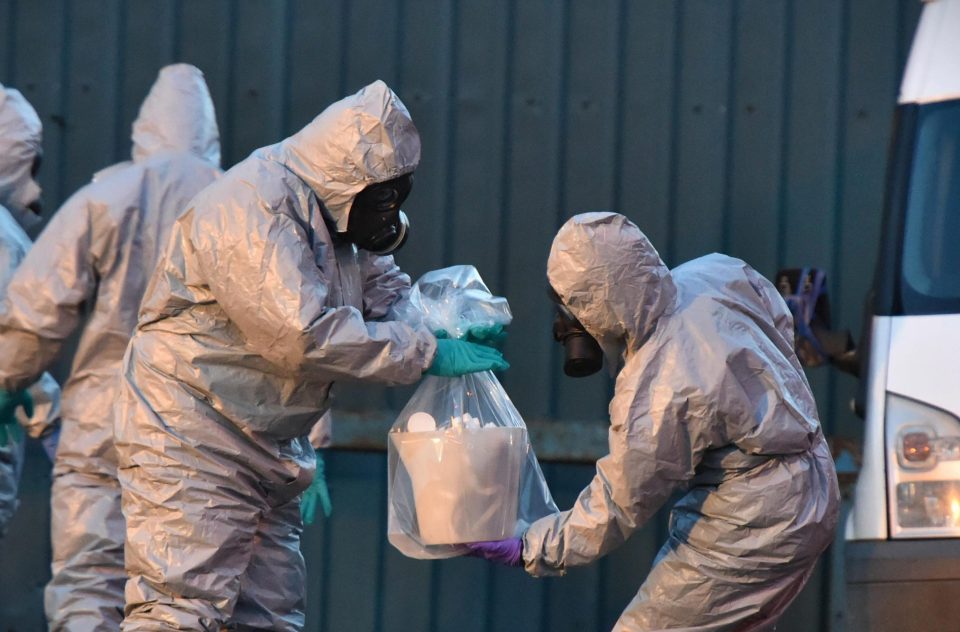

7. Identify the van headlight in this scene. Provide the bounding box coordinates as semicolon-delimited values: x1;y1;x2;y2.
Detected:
887;394;960;535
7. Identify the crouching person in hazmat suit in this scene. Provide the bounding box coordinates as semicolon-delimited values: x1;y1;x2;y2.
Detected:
469;212;840;631
0;64;222;631
115;80;507;630
0;83;61;538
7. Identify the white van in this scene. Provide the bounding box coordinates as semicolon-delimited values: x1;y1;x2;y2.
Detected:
783;1;960;629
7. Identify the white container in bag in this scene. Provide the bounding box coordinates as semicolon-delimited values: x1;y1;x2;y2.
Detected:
386;265;557;559
391;426;525;545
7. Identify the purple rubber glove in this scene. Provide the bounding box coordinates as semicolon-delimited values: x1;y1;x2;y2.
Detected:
465;538;523;567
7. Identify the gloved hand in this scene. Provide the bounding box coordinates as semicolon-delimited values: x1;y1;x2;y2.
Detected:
465;538;524;567
465;324;507;348
301;454;332;526
0;389;33;445
426;339;510;377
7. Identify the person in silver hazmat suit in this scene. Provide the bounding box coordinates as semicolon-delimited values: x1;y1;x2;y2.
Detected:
0;64;222;631
0;83;61;537
470;212;840;631
115;79;505;630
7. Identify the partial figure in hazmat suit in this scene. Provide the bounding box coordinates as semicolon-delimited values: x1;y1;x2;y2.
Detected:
0;64;221;631
0;83;61;536
116;80;506;630
470;212;840;631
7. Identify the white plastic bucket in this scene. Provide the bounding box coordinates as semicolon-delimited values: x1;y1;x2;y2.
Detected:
390;427;525;545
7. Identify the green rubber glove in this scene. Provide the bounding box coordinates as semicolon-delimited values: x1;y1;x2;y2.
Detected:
0;390;32;444
465;324;507;347
301;454;332;526
426;339;509;377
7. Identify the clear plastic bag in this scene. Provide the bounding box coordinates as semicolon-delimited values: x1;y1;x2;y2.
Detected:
387;266;557;559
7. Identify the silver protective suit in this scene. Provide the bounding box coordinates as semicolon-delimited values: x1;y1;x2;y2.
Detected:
0;65;221;631
116;80;437;631
524;212;840;631
0;84;61;535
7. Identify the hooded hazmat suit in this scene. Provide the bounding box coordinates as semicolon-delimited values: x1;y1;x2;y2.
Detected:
0;83;61;535
0;64;221;631
116;80;437;630
524;213;840;631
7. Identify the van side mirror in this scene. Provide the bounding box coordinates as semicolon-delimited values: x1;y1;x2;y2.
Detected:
775;268;859;376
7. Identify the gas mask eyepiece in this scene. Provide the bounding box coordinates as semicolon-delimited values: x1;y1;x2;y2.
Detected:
345;173;414;255
549;289;604;378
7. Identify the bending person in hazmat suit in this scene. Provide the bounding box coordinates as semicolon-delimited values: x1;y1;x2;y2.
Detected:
0;83;61;538
469;212;840;631
116;80;507;630
0;64;222;631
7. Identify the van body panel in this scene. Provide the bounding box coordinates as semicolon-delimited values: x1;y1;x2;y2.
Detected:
887;315;960;411
899;0;960;105
847;317;892;541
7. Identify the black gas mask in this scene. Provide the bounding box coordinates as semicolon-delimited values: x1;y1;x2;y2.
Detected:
26;154;43;217
344;173;413;255
549;288;604;377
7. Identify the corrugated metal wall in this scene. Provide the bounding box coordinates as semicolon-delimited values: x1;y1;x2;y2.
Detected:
0;0;921;630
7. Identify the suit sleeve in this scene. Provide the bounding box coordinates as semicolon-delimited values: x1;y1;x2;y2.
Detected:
522;355;715;576
190;202;436;384
0;194;98;391
358;251;415;321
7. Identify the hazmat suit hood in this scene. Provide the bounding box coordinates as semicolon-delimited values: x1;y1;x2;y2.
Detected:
547;212;677;368
272;79;420;232
131;63;220;167
0;83;43;229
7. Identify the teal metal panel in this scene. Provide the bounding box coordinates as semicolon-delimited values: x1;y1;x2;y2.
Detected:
781;0;845;439
1;0;13;79
831;0;901;441
779;559;829;632
318;451;386;631
378;536;435;632
541;463;603;632
618;0;678;252
0;443;52;630
551;0;621;423
727;0;788;273
6;0;68;214
116;0;177;162
62;0;121;193
447;0;509;282
286;0;346;137
433;556;490;632
498;0;565;421
175;0;232;164
391;0;453;278
299;480;331;628
228;0;287;164
342;0;401;95
672;0;734;265
488;548;546;632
